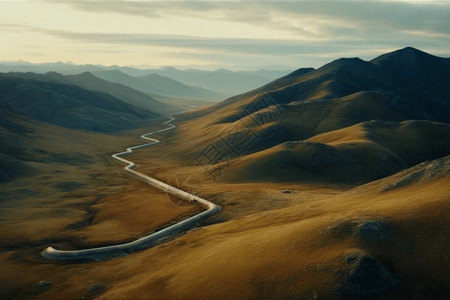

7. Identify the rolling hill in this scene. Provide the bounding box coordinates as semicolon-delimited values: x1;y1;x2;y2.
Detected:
224;120;450;184
32;154;446;300
171;47;450;184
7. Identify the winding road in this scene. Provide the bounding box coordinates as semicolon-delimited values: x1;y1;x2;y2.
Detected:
41;117;221;261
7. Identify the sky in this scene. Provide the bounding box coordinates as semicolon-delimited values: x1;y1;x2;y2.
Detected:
1;0;449;70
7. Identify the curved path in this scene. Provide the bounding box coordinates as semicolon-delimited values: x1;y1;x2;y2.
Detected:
42;117;221;261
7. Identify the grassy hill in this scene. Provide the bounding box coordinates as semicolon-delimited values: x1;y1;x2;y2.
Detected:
223;120;450;184
170;47;450;184
7;154;445;300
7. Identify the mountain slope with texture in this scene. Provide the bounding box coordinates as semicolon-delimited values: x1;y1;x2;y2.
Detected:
171;47;450;184
62;155;449;300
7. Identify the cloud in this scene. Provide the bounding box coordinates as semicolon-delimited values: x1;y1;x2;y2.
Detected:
47;0;450;39
6;20;448;65
4;1;450;68
40;29;321;56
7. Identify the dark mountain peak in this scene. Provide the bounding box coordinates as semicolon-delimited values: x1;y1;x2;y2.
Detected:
306;57;379;95
286;67;315;78
2;71;65;84
370;46;439;66
370;47;450;87
336;57;365;63
377;46;430;58
321;57;369;71
399;46;427;54
313;57;375;79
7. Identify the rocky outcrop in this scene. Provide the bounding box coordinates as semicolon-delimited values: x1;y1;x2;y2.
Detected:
336;253;401;298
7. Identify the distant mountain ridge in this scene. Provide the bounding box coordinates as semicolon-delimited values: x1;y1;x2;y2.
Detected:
63;72;171;114
91;70;225;101
149;67;292;95
0;62;292;99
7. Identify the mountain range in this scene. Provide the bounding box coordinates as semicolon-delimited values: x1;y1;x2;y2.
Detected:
0;62;290;99
173;47;450;184
144;67;291;95
91;70;225;101
1;47;450;300
2;47;449;186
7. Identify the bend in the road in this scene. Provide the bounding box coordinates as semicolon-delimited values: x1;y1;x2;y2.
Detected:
42;117;221;261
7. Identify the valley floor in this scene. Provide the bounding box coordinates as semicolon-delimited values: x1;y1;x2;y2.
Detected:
1;120;449;300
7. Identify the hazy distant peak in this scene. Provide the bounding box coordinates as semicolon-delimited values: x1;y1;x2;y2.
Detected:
75;71;96;78
215;68;232;73
161;66;179;71
3;71;65;83
141;73;164;79
44;71;65;79
97;69;128;76
138;73;183;83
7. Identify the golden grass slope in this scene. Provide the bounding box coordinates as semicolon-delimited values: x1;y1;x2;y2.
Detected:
219;120;450;184
171;49;450;180
1;110;448;299
47;156;448;300
0;115;200;284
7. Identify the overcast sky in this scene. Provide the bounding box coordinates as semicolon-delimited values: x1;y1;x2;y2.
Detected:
1;0;449;70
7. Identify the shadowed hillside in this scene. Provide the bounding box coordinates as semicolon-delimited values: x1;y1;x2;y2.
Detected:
224;120;450;184
171;47;450;184
64;72;171;114
0;72;159;132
